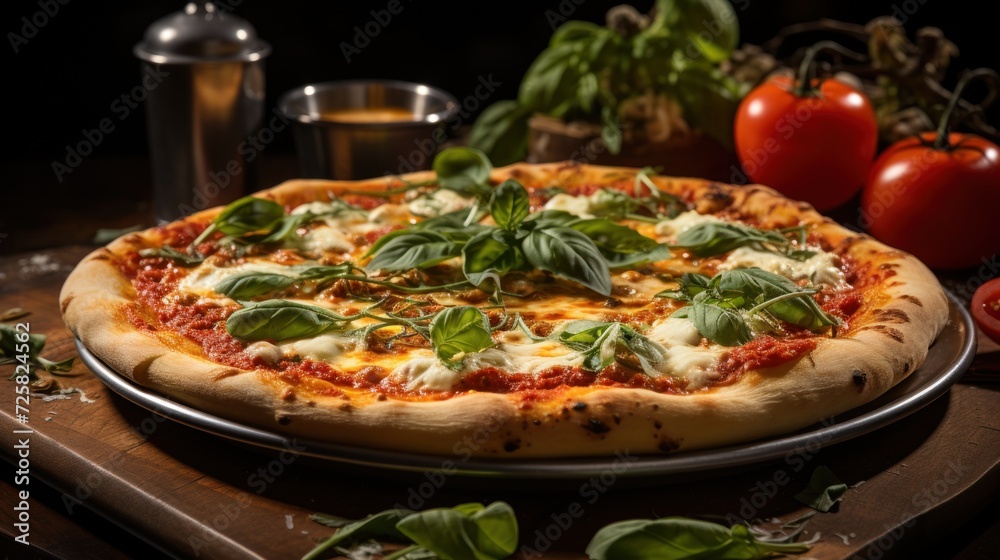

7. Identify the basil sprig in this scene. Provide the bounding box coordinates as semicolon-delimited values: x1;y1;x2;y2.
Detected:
661;268;839;347
214;263;470;301
671;222;816;261
149;195;367;264
516;317;668;376
303;502;518;560
586;517;810;560
225;300;352;341
366;179;669;296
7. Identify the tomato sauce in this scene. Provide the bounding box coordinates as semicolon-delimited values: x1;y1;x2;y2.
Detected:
716;336;816;381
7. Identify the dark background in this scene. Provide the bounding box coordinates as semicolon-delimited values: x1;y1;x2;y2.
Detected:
1;0;997;252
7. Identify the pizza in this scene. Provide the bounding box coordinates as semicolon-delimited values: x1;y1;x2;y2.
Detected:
60;150;950;458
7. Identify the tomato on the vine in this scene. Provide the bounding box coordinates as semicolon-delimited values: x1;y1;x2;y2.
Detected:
734;42;878;212
972;278;1000;344
861;69;1000;270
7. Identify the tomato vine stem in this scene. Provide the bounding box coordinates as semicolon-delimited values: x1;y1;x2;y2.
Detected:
793;40;867;97
933;68;1000;150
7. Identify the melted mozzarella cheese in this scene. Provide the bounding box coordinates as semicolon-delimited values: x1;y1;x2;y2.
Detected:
246;341;283;364
393;354;464;391
407;189;474;217
368;203;413;224
720;247;844;287
542;193;597;218
280;334;356;362
645;316;725;389
653;210;724;238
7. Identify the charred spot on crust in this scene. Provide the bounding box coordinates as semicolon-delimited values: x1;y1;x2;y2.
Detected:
583;418;611;434
658;438;680;453
276;415;291;425
612;414;621;425
503;439;521;452
338;403;353;412
900;295;923;307
903;362;911;373
852;370;868;392
695;185;734;213
879;263;901;270
858;324;905;342
376;393;387;401
572;402;588;411
872;308;910;324
653;421;663;430
60;296;74;314
533;419;542;426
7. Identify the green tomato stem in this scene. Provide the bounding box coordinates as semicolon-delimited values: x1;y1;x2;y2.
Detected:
933;68;1000;150
793;40;866;97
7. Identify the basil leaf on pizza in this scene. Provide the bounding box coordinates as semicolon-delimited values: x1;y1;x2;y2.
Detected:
62;148;951;460
430;306;495;370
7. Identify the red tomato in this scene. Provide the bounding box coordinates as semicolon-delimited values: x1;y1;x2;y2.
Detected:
734;75;878;211
861;132;1000;269
972;278;1000;343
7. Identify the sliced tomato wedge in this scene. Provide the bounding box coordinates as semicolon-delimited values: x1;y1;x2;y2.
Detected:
972;278;1000;344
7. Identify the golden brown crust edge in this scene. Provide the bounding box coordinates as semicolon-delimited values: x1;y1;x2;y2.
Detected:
60;163;950;458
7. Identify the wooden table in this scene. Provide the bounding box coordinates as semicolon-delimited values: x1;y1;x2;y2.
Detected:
1;245;998;560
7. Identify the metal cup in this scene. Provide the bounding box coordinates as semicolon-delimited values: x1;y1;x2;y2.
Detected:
134;3;271;223
278;80;458;180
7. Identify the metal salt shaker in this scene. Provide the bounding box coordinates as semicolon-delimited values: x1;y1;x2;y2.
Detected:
134;3;271;223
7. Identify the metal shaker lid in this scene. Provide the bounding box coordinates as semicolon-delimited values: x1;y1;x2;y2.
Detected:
134;2;271;64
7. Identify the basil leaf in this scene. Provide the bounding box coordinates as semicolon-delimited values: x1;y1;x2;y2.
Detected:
558;321;618;370
139;246;205;266
462;230;525;287
657;272;712;301
415;206;486;230
586;516;810;560
302;509;413;560
212;196;285;236
549;20;603;47
569;218;671;267
366;231;463;272
673;222;786;258
466;101;531;167
36;355;76;375
429;306;494;370
690;302;751;347
518;42;585;115
215;272;296;300
226;300;347;341
490;179;530;231
395;502;518;560
718;269;837;330
795;466;848;513
621;326;669;375
523;209;577;230
433;147;492;197
261;212;315;243
521;227;612;296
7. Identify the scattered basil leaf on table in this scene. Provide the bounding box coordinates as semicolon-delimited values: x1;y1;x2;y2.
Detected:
795;465;848;513
0;323;76;377
302;502;516;560
585;516;810;560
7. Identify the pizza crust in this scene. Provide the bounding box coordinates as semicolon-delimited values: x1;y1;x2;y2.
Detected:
60;163;950;458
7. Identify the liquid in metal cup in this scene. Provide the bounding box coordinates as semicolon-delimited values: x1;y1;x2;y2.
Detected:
134;3;271;223
278;80;458;180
